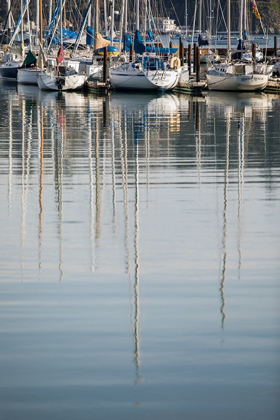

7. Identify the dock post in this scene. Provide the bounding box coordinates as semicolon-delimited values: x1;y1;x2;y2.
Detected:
196;47;200;83
129;44;133;62
103;47;108;83
193;43;197;74
178;37;183;66
274;36;277;56
252;43;256;60
188;44;192;75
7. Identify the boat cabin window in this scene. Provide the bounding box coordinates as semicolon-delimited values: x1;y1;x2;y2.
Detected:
234;65;245;75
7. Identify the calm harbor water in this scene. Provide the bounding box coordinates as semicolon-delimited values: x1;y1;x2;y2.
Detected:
0;81;279;419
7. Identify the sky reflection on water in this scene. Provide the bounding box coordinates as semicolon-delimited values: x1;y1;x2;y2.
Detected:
0;82;279;420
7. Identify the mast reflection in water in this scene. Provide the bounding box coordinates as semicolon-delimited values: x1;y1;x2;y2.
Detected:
0;83;279;420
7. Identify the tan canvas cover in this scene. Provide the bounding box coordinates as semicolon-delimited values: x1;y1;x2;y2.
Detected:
95;33;110;50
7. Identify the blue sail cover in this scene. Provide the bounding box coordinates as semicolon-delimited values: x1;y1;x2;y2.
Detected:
134;30;146;54
60;29;78;39
147;29;154;41
86;26;94;46
134;30;177;55
124;32;132;50
145;45;178;54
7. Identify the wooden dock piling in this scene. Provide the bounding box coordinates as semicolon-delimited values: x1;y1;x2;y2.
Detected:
196;47;200;83
193;43;197;74
274;36;278;56
188;44;192;75
103;47;108;84
252;43;256;60
179;38;184;66
129;44;133;62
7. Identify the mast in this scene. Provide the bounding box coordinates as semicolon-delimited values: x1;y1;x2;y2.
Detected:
209;0;212;38
40;0;43;46
104;0;107;37
26;1;32;47
94;0;98;49
48;0;53;26
240;0;244;39
88;1;92;27
124;0;127;33
244;0;247;36
20;0;25;57
227;0;231;58
198;0;202;33
185;0;187;34
110;0;115;46
7;0;12;35
60;0;63;46
38;0;43;67
36;0;39;45
136;0;139;31
119;0;125;53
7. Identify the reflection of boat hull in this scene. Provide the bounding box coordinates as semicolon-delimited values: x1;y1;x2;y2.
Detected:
206;72;268;91
37;72;85;91
204;91;272;116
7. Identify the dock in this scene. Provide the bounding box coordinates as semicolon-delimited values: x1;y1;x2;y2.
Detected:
264;79;280;93
85;81;112;95
174;80;207;95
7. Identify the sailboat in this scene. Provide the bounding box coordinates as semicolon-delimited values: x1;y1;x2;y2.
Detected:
110;0;182;91
0;57;23;80
17;0;45;85
110;30;182;91
0;0;26;80
206;0;269;91
37;0;85;91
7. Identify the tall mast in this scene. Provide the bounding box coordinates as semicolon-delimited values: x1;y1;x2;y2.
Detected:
240;0;244;38
136;0;139;31
60;0;63;46
110;0;114;45
48;0;53;26
209;0;212;37
119;0;125;52
94;0;98;50
198;0;202;33
7;0;12;33
88;2;91;29
95;0;98;34
185;0;187;33
26;0;32;47
227;0;231;58
104;0;107;36
20;0;24;57
39;0;43;46
36;0;39;45
244;0;247;35
124;0;127;33
37;0;43;67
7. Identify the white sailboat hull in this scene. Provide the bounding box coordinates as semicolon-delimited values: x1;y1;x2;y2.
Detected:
206;71;268;91
110;64;181;91
37;72;85;91
17;68;44;85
